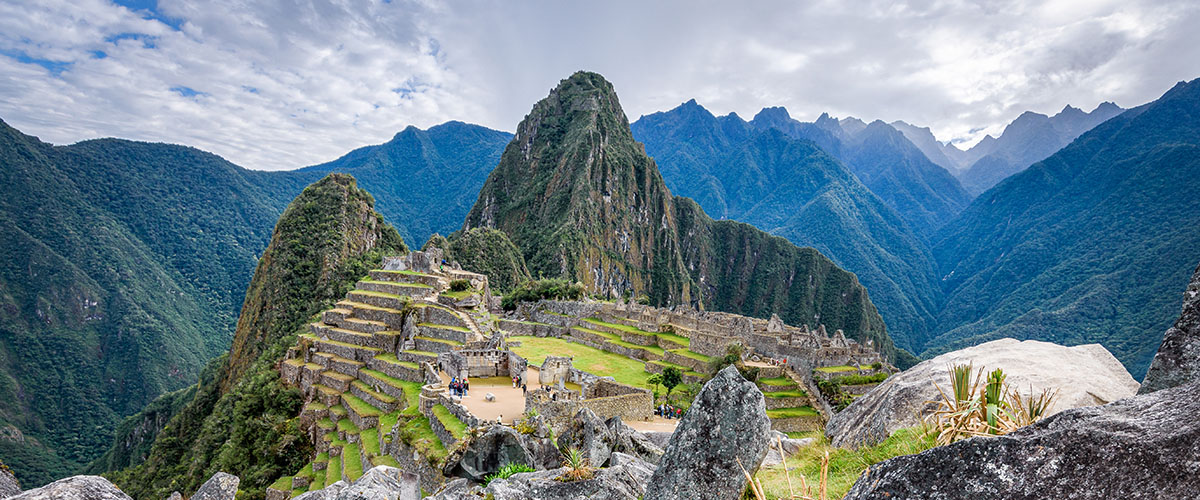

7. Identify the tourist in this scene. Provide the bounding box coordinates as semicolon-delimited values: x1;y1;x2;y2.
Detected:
464;379;470;396
521;383;527;395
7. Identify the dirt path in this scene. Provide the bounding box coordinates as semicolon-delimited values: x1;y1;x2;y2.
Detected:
438;367;541;425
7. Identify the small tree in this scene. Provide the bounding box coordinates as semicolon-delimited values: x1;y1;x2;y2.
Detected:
647;373;663;397
661;367;682;400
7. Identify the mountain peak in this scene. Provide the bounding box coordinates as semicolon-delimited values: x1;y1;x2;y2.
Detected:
754;106;793;124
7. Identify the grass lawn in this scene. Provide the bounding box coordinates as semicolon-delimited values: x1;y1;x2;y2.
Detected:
766;406;820;418
343;393;382;417
814;364;875;373
572;326;666;356
508;335;653;389
325;454;342;484
763;390;809;398
432;404;468;440
401;415;449;462
343;443;363;481
670;348;715;364
753;427;936;498
758;376;796;386
360;427;380;456
583;317;691;347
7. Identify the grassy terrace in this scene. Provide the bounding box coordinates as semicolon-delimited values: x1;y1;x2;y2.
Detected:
432;404;468;440
316;337;381;353
360;279;433;289
360;428;380;456
764;390;809;398
326;455;342;484
316;418;336;430
328;405;348;419
338;300;402;314
343;443;364;481
766;406;820;419
441;289;471;300
418;322;470;333
508;335;653;389
374;269;436;277
336;418;359;434
758;376;796;386
814;364;875;373
670;348;715;364
648;360;705;378
351;380;398;405
343;393;382;417
572;326;666;356
371;354;420;371
583;317;691;347
401;415;449;461
304;402;328;411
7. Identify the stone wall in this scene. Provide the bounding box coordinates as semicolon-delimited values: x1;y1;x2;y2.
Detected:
770;415;823;433
498;319;562;337
385;435;447;494
689;331;740;358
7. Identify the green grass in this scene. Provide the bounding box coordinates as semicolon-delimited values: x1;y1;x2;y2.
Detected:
829;372;890;386
763;390;809;398
351;380;398;405
336;418;360;434
307;475;325;492
371;354;420;371
766;406;820;419
418;322;471;333
583;317;691;347
441;289;471;300
432;404;468;440
371;455;401;467
342;393;382;417
269;475;292;491
316;418;336;430
647;360;705;378
328;405;348;418
401;415;449;462
669;348;714;363
360;427;380;456
375;269;436;278
316;337;382;353
325;454;343;484
304;401;329;411
572;326;666;356
508;335;652;389
753;427;937;499
360;279;433;289
343;443;364;481
758;376;796;386
414;336;464;346
314;452;329;463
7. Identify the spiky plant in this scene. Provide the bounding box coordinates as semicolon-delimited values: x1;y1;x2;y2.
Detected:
1006;386;1059;427
484;462;536;486
983;368;1007;434
556;447;594;482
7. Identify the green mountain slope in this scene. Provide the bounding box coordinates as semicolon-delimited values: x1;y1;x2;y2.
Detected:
931;78;1200;376
464;71;895;360
108;174;405;500
633;102;940;352
0;121;304;486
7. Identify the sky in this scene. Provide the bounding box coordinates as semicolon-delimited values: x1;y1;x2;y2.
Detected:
2;0;1199;171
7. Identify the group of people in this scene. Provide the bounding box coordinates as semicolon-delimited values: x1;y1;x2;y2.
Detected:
655;403;683;419
449;377;469;397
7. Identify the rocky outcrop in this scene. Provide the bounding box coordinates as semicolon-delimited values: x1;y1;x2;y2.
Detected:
843;380;1200;499
191;472;238;500
1140;261;1200;393
453;426;535;482
334;466;418;500
293;481;346;500
8;476;130;500
643;366;771;500
558;408;617;467
827;338;1139;447
606;416;664;465
0;462;19;498
484;458;655;500
761;431;815;467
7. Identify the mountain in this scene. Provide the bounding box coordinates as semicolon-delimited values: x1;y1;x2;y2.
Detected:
746;108;972;237
889;120;965;175
0;120;308;486
955;103;1125;195
465;71;895;359
299;122;512;245
632;101;938;353
107;174;406;500
931;79;1200;376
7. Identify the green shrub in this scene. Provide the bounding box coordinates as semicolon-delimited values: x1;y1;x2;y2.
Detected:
484;462;535;485
449;279;470;292
501;279;585;310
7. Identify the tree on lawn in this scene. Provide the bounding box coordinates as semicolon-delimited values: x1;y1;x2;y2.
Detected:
661;367;682;400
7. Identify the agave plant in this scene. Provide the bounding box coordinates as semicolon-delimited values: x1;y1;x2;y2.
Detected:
556;446;594;482
983;368;1007;434
927;364;1060;445
1006;386;1059;427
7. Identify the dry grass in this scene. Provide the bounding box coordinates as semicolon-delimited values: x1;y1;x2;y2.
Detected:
926;363;1059;445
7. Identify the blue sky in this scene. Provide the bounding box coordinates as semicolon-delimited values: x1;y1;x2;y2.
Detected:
2;0;1199;170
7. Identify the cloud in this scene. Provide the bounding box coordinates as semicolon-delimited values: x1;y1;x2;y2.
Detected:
0;0;1198;169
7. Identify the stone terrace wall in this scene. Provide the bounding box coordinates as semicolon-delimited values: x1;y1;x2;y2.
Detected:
690;330;740;358
584;379;648;399
581;392;653;421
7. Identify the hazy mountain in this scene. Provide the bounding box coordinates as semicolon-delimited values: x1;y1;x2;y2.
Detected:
931;79;1200;376
956;102;1125;194
633;100;938;353
465;71;896;359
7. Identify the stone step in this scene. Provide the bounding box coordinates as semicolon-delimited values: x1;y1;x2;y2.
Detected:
366;356;423;385
370;330;404;354
360;368;412;402
313;352;364;378
311;323;375;347
398;349;438;366
321;370;356;392
313;384;342;407
415;302;467;328
337;300;406;325
322;308;352;326
356;280;436;300
350;380;399;413
327;314;388;334
412;336;462;354
342;393;382;430
315;338;382;364
416;322;470;343
346;290;411;311
368;269;445;288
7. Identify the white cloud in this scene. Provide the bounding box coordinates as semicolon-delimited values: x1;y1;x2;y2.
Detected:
1;0;1198;169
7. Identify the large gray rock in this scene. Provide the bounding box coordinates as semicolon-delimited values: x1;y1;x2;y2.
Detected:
643;366;772;500
844;380;1200;499
335;466;418;500
761;431;815;467
557;407;616;467
191;472;238;500
8;476;130;500
483;456;656;500
827;338;1139;447
1140;261;1200;393
453;425;534;481
293;480;346;500
0;463;20;498
606;416;664;465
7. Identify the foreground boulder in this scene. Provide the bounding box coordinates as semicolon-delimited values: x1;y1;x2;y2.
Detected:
0;462;19;498
1140;261;1200;393
827;338;1139;447
643;366;771;500
453;426;535;481
557;407;616;467
335;466;417;500
8;476;130;500
606;416;664;464
293;480;346;500
844;379;1200;499
485;457;655;500
191;472;238;500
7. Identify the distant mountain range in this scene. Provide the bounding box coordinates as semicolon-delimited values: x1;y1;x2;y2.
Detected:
893;102;1126;195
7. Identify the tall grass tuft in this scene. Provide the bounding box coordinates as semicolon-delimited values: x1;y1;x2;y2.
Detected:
926;364;1059;445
